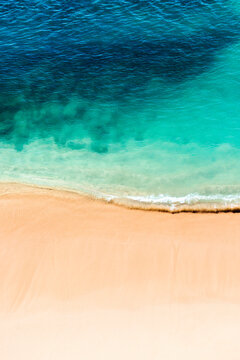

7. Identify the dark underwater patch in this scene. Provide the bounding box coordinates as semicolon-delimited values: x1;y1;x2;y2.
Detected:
0;0;239;90
1;21;239;99
0;0;239;151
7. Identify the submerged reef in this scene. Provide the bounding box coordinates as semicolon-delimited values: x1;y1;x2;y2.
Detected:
0;0;239;151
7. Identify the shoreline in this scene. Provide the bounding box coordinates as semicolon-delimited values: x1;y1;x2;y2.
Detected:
1;180;240;213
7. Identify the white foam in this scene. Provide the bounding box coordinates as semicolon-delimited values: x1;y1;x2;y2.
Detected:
98;192;240;210
125;193;240;205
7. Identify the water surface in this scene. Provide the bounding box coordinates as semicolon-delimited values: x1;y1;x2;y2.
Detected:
1;0;240;210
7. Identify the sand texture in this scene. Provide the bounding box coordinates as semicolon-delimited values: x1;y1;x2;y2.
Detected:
0;183;240;359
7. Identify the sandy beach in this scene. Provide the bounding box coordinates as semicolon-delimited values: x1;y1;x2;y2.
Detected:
0;183;240;359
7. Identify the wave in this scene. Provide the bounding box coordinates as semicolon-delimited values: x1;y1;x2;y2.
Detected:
1;179;240;213
97;192;240;213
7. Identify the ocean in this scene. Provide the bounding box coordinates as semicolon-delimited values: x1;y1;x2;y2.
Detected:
1;0;240;211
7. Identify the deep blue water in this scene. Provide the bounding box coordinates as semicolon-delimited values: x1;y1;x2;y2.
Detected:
1;0;240;210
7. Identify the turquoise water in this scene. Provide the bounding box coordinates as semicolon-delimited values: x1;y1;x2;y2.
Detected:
1;1;240;210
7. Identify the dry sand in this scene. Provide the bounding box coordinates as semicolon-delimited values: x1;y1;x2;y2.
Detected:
0;183;240;359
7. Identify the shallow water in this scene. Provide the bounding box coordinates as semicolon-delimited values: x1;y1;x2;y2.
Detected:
1;0;240;210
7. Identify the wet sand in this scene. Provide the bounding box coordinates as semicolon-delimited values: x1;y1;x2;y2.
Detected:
0;183;240;359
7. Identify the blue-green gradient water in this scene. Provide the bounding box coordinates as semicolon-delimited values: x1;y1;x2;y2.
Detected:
1;0;240;210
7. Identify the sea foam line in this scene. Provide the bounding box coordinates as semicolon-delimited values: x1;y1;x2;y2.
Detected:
2;174;240;212
99;192;240;212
